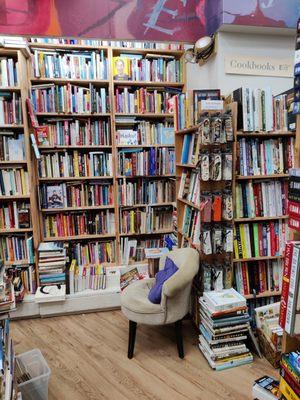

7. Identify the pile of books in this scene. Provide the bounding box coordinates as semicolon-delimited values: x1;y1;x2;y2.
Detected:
198;288;253;370
37;242;67;286
288;168;300;231
279;352;300;400
252;376;280;400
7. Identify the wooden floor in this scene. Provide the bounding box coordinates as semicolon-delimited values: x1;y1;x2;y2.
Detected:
11;311;277;400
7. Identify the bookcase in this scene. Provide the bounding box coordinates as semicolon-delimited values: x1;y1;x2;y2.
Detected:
21;40;185;304
0;49;39;284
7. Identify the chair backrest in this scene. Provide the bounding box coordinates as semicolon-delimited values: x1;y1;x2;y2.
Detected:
159;248;200;324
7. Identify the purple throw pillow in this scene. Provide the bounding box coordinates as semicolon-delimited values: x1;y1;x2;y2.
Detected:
148;257;178;304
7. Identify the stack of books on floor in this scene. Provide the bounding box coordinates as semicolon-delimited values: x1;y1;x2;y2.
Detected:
252;376;280;400
37;242;67;287
199;288;253;371
279;352;300;400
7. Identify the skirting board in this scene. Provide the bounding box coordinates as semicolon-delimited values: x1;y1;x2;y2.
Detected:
9;291;121;320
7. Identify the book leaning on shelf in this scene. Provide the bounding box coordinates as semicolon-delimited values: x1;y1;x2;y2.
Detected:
31;83;109;114
234;221;287;259
39;182;114;209
32;49;108;80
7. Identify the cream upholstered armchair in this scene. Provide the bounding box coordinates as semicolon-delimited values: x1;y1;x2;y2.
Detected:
121;248;200;359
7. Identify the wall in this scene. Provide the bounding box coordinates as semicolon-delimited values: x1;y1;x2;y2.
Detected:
187;30;295;96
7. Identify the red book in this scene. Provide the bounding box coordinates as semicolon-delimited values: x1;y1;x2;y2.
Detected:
288;216;300;231
270;221;275;256
257;183;263;216
280;362;300;397
253;183;260;217
241;263;249;295
288;201;300;218
258;261;266;293
279;242;294;329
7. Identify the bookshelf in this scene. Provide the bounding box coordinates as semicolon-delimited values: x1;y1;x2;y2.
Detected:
24;40;185;291
0;48;39;274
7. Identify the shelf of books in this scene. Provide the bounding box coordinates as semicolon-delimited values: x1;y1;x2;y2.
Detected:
0;48;39;308
2;39;184;318
232;86;296;323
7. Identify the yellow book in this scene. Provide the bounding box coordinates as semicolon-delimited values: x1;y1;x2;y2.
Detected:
233;226;239;259
73;150;79;177
106;243;112;262
239;224;248;259
130;210;135;233
215;352;252;364
69;259;76;272
20;168;27;195
279;378;299;400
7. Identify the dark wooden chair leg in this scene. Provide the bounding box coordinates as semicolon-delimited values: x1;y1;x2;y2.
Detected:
128;320;137;359
175;320;184;359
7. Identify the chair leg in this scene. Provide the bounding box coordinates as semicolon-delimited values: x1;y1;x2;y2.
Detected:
128;320;137;359
175;320;184;359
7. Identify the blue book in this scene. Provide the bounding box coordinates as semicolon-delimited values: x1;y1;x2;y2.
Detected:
181;134;192;164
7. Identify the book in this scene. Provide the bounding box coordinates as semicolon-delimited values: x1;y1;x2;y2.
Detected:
252;376;280;400
203;289;246;312
120;236;171;264
279;377;299;400
285;242;300;335
34;284;66;303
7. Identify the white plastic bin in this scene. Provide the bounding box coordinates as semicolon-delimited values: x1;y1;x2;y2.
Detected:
16;349;51;400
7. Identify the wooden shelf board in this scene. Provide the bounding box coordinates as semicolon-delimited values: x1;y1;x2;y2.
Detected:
233;255;284;263
120;202;175;208
244;291;281;300
0;124;24;129
235;215;289;222
176;163;197;169
29;43;109;51
31;77;109;85
39;145;112;150
113;80;184;87
39;176;113;182
41;205;115;213
35;112;111;117
175;126;199;135
115;113;173;118
0;228;32;234
116;144;174;148
177;198;201;211
0;160;27;165
117;175;175;179
0;86;21;92
236;174;289;180
119;230;173;237
43;233;116;242
3;259;31;266
112;47;184;56
0;195;30;200
237;130;295;137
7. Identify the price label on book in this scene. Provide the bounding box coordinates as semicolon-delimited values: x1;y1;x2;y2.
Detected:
201;100;224;111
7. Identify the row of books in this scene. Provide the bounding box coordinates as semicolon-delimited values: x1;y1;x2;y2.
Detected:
31;83;109;114
32;49;108;80
43;210;116;238
0;133;25;161
37;119;111;146
181;205;200;245
38;241;67;286
116;122;174;146
112;55;183;82
39;182;114;209
0;57;18;87
0;202;30;229
70;240;115;266
119;207;173;235
120;236;170;264
233;221;287;259
173;92;192;131
178;169;200;206
233;87;273;132
181;132;200;165
279;353;300;400
273;89;296;131
237;137;294;176
287;169;300;231
7;265;37;296
38;151;113;178
118;148;175;176
29;38;183;50
199;289;253;371
235;180;288;219
0;168;29;196
234;259;283;296
0;92;22;125
114;87;174;114
0;236;33;263
279;241;300;336
69;261;108;294
118;178;175;206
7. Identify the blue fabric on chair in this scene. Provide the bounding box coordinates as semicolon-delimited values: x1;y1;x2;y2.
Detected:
148;257;178;304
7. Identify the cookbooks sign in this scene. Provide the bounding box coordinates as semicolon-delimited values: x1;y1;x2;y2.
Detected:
225;55;293;78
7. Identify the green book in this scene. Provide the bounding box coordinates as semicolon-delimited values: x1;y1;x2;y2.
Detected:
253;223;259;258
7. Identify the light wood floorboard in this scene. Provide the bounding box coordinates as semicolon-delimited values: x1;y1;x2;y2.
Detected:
11;311;277;400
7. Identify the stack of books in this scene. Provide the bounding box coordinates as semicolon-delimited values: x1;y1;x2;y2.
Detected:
288;168;300;230
199;288;253;370
252;376;280;400
37;242;67;286
279;352;300;400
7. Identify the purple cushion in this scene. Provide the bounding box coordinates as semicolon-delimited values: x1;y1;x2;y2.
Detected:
148;257;178;304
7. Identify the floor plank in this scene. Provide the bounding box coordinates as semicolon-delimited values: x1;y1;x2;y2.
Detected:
11;311;278;400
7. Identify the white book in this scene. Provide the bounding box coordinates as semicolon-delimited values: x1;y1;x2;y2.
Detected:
203;288;246;312
35;284;66;303
285;244;300;334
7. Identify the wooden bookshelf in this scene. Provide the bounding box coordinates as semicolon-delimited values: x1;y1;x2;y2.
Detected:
237;131;296;138
234;215;289;222
233;255;284;263
244;291;281;300
236;174;289;180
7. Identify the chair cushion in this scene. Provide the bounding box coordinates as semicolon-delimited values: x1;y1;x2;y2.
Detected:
121;279;166;325
148;257;178;304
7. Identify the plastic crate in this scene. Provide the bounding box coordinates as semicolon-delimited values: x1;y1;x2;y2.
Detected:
16;349;51;400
